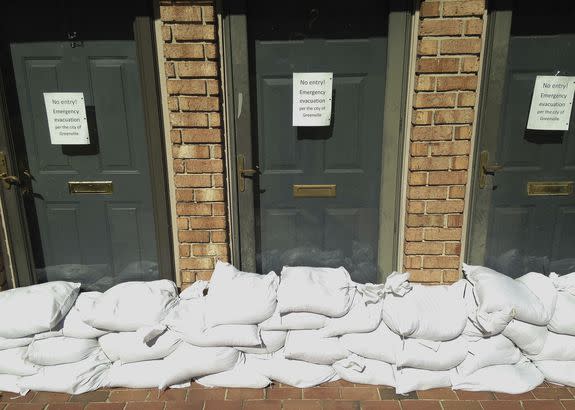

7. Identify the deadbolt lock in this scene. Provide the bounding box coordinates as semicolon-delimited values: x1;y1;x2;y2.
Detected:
479;150;503;189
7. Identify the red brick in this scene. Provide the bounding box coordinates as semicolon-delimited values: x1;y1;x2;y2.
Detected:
243;400;282;410
418;39;438;56
437;76;478;91
170;112;208;127
179;244;191;257
465;19;484;35
454;126;473;140
160;6;202;22
173;145;210;159
164;43;204;59
162;26;172;42
412;126;453;141
430;141;470;156
174;174;212;188
443;269;462;282
413;110;433;125
428;170;468;185
192;243;228;257
434;109;475;124
165;63;176;78
522;400;563;410
211;230;228;243
189;216;226;229
282;400;322;410
409;172;428;186
225;388;264;400
405;228;424;242
443;1;485;17
420;2;440;17
414;93;457;108
400;399;442;409
454;391;495;400
177;61;219;78
194;188;225;202
532;387;573;400
458;92;476;107
124;403;165;410
407;214;445;227
84;404;126;410
204;44;218;60
451;156;470;170
440;38;482;55
410;157;451;171
423;256;460;268
405;242;444;255
419;20;463;36
207;79;220;95
408;186;449;200
69;390;110;403
302;387;341;399
479;402;523;410
179;96;220;112
266;388;302;400
108;390;150;402
409;270;443;283
167;79;206;95
449;186;466;199
176;203;212;216
202;6;215;23
361;401;401;410
424;228;462;241
184;159;223;173
181;129;222;143
204;401;242;410
440;401;482;410
404;255;423;269
417;388;458;400
417;58;460;74
45;405;83;410
173;24;216;41
447;214;464;227
415;76;436;91
426;200;465;213
462;57;480;73
179;257;214;270
407;200;426;214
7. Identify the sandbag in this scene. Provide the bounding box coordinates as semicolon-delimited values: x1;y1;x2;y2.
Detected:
528;332;575;361
165;298;261;347
26;336;99;366
246;349;339;388
62;292;109;339
333;355;395;386
516;272;557;323
451;358;544;394
277;266;354;317
98;330;180;363
0;347;39;376
456;335;522;377
394;367;452;394
0;374;21;393
18;350;110;395
382;282;466;341
502;320;548;355
104;360;168;389
0;336;33;351
283;330;349;365
463;264;551;333
534;360;575;387
340;321;400;364
80;280;178;332
236;330;286;354
547;273;575;335
205;261;279;327
159;343;240;389
259;309;327;331
195;360;271;388
317;290;382;338
396;337;468;371
0;281;80;338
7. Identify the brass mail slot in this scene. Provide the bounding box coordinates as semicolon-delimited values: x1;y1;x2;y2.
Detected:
68;181;113;194
527;181;573;196
293;184;336;198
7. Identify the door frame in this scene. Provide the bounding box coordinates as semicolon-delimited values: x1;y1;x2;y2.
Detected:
220;0;414;279
465;1;513;266
0;14;174;288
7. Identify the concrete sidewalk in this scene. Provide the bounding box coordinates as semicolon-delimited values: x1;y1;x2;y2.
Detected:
1;381;573;410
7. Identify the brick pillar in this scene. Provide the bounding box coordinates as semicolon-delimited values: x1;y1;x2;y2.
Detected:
403;0;486;283
160;1;228;286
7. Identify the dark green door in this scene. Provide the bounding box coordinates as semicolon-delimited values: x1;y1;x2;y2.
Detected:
6;3;160;290
247;1;389;283
468;1;575;277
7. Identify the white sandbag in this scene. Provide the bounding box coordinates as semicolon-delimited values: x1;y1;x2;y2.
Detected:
195;360;271;388
529;332;575;361
179;280;209;300
283;330;349;365
451;358;544;394
456;335;522;377
26;336;99;366
394;367;452;394
0;374;21;393
534;360;575;386
246;349;339;388
396;337;468;371
317;290;382;338
104;359;167;389
259;309;327;331
205;261;278;327
80;280;178;332
0;281;80;338
98;330;180;363
18;350;110;395
516;272;557;323
463;264;551;332
548;292;575;335
452;279;491;340
502;320;548;355
159;343;240;389
382;283;466;341
165;298;261;347
0;347;39;376
237;330;286;354
333;354;395;386
62;292;109;339
340;321;401;364
277;266;354;317
0;336;33;350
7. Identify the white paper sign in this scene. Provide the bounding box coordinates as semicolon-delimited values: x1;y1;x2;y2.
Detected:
43;92;90;145
292;72;333;126
527;76;575;131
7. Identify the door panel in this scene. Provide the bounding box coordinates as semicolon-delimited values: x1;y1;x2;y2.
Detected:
248;0;388;282
469;1;575;277
10;40;159;289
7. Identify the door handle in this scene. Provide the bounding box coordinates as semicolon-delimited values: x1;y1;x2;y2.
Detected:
2;175;21;190
479;150;503;189
237;154;259;192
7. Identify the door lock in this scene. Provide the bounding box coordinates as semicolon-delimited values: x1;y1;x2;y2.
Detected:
479;150;503;189
237;154;259;192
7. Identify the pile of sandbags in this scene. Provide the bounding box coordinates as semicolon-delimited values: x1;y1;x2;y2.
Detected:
2;261;575;396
